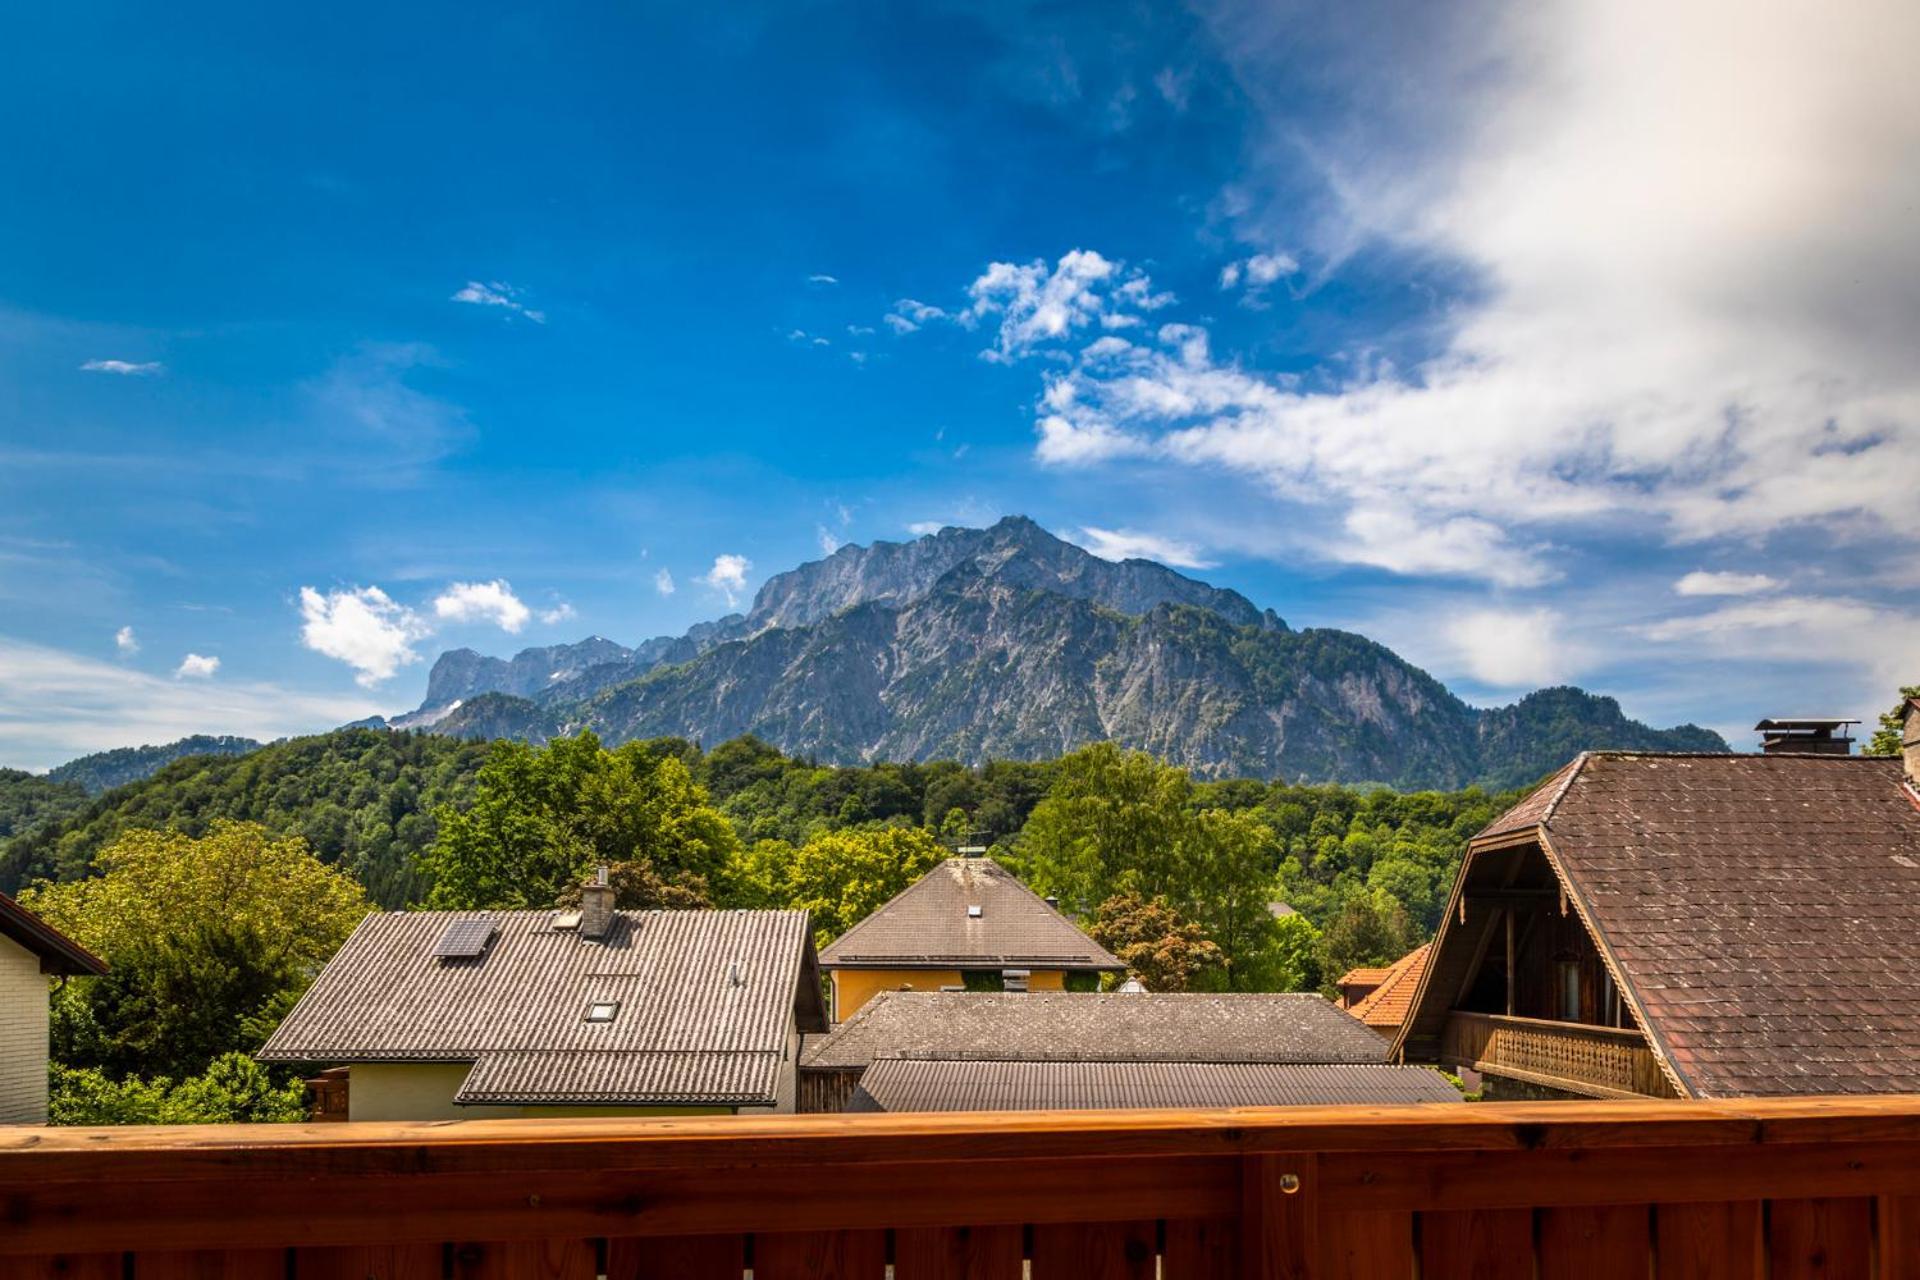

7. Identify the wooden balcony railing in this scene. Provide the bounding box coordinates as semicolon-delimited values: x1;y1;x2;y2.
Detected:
1442;1009;1680;1099
6;1098;1920;1278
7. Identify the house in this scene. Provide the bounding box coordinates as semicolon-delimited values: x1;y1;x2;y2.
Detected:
1395;740;1920;1099
0;890;107;1125
1341;943;1430;1039
800;989;1459;1112
816;857;1124;1021
260;877;825;1120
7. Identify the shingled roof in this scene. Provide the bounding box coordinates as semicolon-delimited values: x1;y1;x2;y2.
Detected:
0;890;106;977
802;990;1389;1070
817;858;1123;971
1403;752;1920;1098
260;909;824;1107
1347;944;1430;1035
848;1058;1462;1112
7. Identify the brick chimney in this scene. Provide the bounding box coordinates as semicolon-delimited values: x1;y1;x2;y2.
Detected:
1904;697;1920;784
1755;718;1857;756
580;864;615;940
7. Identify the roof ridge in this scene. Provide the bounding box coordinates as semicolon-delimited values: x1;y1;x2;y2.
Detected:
1537;751;1591;829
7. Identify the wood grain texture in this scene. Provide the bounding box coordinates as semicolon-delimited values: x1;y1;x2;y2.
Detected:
892;1226;1022;1280
1536;1204;1648;1280
753;1231;886;1280
1653;1201;1760;1280
1319;1210;1412;1280
0;1258;123;1280
133;1253;283;1280
1883;1196;1920;1280
1242;1153;1316;1280
1162;1218;1236;1280
1029;1221;1155;1280
1417;1209;1533;1280
447;1239;592;1280
294;1244;442;1280
606;1235;742;1280
1766;1198;1872;1279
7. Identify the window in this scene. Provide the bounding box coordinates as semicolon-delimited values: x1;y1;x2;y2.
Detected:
585;1000;620;1023
1557;961;1581;1022
1600;970;1619;1026
966;905;983;918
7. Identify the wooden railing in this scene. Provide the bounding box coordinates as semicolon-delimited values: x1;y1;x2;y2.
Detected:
1442;1009;1679;1099
5;1098;1920;1277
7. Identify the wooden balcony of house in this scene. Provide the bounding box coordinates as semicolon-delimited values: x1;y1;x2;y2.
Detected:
6;1097;1920;1279
1441;1009;1679;1100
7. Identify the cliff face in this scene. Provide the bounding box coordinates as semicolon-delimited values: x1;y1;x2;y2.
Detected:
410;516;1726;786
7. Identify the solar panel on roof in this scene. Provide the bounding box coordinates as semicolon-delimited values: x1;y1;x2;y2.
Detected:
432;918;496;959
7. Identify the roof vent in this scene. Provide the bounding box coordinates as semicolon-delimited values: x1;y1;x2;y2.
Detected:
728;962;744;988
431;918;496;960
1755;718;1857;756
551;910;581;930
967;905;983;918
584;1000;620;1023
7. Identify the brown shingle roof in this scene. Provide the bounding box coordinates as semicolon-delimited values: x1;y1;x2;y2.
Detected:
817;858;1123;970
0;890;106;977
1347;944;1430;1033
802;990;1388;1070
260;909;823;1107
848;1059;1462;1112
1455;752;1920;1097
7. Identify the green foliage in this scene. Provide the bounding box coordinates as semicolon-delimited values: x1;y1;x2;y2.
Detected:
1088;891;1223;992
0;729;487;905
48;1053;305;1126
422;732;740;910
1314;890;1423;989
47;736;260;795
729;825;948;945
22;821;369;1079
0;769;88;844
1062;970;1099;993
1865;685;1919;756
961;970;1004;993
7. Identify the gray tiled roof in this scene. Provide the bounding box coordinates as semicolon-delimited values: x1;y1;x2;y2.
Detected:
260;909;822;1107
802;991;1389;1070
818;858;1124;970
848;1059;1462;1112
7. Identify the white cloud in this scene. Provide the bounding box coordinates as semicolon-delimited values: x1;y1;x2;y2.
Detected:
1635;594;1919;691
174;653;220;679
114;626;138;657
699;554;752;606
1218;252;1299;302
80;359;163;376
907;521;947;536
297;585;431;687
1073;526;1216;569
1674;571;1782;597
847;324;876;337
1153;67;1193;112
432;579;532;633
808;273;840;285
884;299;949;335
451;280;547;324
653;568;676;596
963;251;1174;361
0;636;382;772
817;525;843;556
1440;607;1579;688
537;602;577;625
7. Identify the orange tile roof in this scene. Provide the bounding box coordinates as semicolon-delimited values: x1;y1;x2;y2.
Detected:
1347;944;1431;1032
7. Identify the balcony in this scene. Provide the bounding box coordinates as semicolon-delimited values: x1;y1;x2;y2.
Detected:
5;1097;1920;1278
1442;1009;1680;1099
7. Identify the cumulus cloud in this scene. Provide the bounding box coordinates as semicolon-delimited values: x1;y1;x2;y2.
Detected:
537;602;577;625
1440;608;1579;688
432;579;532;633
1635;594;1919;692
297;585;430;687
451;280;547;324
1073;526;1216;569
653;568;676;596
699;554;752;606
174;653;220;679
1674;571;1782;597
964;251;1174;361
80;359;163;375
884;299;949;335
1218;252;1298;302
114;626;138;656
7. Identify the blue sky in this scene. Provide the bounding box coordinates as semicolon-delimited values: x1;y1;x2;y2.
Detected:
2;0;1916;770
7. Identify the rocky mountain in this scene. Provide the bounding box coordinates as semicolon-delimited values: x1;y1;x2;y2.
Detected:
45;735;262;794
414;516;1725;788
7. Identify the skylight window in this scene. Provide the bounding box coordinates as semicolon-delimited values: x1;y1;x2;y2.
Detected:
585;1000;620;1023
551;910;581;930
967;905;983;918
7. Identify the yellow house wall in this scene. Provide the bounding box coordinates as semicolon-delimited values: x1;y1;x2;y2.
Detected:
345;1063;730;1122
0;934;49;1125
830;967;1072;1022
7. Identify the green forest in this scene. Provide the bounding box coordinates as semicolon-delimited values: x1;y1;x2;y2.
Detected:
0;726;1539;1122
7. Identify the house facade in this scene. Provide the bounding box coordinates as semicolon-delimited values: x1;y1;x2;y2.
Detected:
0;891;107;1125
1396;743;1920;1099
261;880;825;1120
817;857;1124;1022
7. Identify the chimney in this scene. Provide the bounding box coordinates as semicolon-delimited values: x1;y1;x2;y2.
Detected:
1754;718;1857;756
580;864;615;940
1904;697;1920;784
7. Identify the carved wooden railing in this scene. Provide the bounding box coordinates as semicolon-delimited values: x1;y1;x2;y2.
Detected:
1443;1009;1680;1099
4;1098;1920;1278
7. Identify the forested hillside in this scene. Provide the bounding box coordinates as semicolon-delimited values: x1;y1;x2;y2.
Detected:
47;735;261;794
0;769;89;843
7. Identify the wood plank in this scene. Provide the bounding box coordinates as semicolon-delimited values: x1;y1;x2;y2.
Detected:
1652;1202;1760;1280
294;1245;442;1280
1417;1209;1533;1280
447;1240;593;1280
1161;1218;1236;1280
0;1258;122;1280
892;1227;1021;1280
1242;1153;1316;1280
752;1231;886;1280
1320;1211;1412;1280
1766;1198;1871;1279
134;1254;283;1280
1029;1222;1154;1280
1536;1205;1648;1280
1882;1195;1920;1280
607;1235;743;1280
